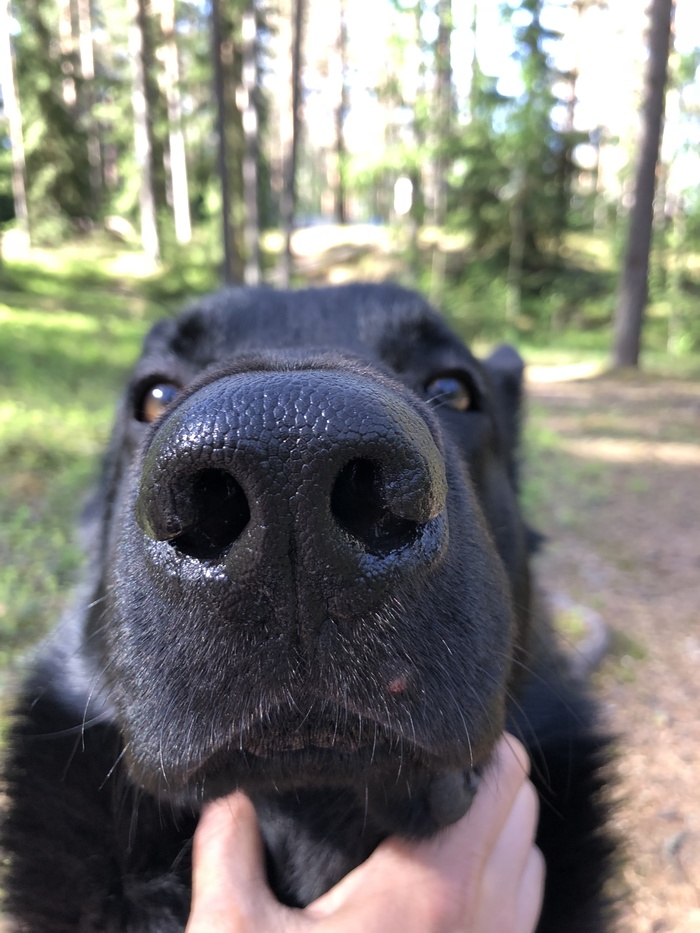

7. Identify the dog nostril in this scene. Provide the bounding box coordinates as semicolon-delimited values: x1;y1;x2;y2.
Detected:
171;469;250;562
331;459;420;557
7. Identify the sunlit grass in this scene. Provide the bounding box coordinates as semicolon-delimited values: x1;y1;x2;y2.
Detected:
0;247;168;664
0;232;227;664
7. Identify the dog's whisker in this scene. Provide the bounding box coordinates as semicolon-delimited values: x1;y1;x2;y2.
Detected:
361;781;370;836
475;661;553;793
28;713;111;741
100;744;129;790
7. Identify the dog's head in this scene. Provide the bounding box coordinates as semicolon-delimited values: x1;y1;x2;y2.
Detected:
85;283;530;839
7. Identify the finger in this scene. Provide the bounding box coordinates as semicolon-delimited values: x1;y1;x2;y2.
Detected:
310;733;532;918
483;777;540;890
192;793;267;891
188;793;274;931
456;732;532;862
383;731;531;877
516;846;546;933
372;732;529;876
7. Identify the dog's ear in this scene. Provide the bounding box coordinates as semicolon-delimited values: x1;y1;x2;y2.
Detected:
482;344;525;490
482;345;545;553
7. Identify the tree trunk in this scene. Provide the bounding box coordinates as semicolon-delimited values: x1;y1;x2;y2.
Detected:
333;0;348;225
269;0;288;229
429;0;452;304
77;0;102;215
0;0;30;247
128;0;160;261
212;0;235;282
432;0;452;228
280;0;305;286
161;0;192;244
241;2;260;284
57;0;77;107
612;0;675;368
506;168;526;326
211;0;246;285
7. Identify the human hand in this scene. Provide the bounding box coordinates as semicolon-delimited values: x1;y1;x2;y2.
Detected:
186;733;545;933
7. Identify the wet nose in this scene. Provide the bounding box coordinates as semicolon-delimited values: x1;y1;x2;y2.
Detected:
135;368;447;590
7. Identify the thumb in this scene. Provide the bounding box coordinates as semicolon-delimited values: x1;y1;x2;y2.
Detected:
187;792;275;932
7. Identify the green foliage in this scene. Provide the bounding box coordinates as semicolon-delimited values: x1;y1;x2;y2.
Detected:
0;144;15;225
445;69;511;252
8;0;275;253
13;0;92;238
419;227;700;363
447;0;585;275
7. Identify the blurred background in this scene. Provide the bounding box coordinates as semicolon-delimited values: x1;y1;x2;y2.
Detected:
1;1;699;930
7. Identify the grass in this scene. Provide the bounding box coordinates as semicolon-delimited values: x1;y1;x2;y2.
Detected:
519;410;612;535
597;630;649;685
0;241;184;667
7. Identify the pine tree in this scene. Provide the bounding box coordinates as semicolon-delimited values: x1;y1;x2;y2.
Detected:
450;1;580;271
332;0;348;224
280;0;305;285
161;0;192;245
13;0;92;237
612;0;675;368
128;0;160;260
76;0;103;214
0;0;30;245
504;0;578;263
242;0;260;284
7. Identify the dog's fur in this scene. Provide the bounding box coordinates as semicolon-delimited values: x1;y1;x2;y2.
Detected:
2;284;615;931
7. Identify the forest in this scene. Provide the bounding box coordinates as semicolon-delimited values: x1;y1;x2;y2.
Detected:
1;0;699;361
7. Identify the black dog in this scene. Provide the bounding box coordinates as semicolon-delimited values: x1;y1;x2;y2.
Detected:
2;284;614;931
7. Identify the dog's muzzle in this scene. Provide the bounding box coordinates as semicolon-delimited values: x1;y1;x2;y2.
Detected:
134;367;448;625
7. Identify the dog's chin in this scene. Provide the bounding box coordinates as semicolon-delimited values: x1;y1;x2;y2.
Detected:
199;755;482;834
128;727;486;837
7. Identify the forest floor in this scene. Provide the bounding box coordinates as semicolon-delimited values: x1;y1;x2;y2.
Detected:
526;368;700;933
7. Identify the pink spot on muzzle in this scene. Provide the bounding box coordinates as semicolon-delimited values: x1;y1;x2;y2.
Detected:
387;675;408;696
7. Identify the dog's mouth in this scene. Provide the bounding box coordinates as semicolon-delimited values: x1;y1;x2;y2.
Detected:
163;703;487;830
186;712;420;782
223;704;412;758
239;729;365;757
186;698;477;774
122;684;499;838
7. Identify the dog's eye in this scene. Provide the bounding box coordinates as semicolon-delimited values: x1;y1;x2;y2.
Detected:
138;382;181;423
425;374;474;412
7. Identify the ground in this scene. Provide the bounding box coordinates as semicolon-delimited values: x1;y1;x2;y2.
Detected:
527;368;700;933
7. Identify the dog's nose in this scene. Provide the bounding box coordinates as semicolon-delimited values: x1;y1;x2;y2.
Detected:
135;368;447;595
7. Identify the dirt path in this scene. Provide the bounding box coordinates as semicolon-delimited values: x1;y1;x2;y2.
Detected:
527;370;700;933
